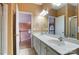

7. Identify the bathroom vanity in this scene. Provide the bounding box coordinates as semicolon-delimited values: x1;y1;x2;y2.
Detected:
32;33;79;55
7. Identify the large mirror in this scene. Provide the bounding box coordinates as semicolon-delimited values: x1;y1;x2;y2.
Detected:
48;3;78;39
68;4;77;38
69;16;77;38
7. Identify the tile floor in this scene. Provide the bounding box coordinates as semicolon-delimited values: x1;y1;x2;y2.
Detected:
20;40;31;49
19;48;36;55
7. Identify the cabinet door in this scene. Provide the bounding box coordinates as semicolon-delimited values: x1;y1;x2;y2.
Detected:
32;35;34;48
34;36;37;51
36;39;40;54
46;47;58;55
32;35;40;54
32;35;36;50
40;42;46;55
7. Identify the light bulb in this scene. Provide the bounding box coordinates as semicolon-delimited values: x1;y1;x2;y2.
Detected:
53;3;61;6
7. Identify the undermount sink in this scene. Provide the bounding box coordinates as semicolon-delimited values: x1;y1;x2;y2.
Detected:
48;39;65;46
46;34;61;38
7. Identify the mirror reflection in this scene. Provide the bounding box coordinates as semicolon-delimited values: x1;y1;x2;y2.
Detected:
48;3;77;39
69;16;77;38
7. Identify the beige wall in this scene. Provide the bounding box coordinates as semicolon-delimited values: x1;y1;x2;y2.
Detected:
42;3;57;16
49;9;57;16
18;3;42;16
68;4;76;17
66;4;77;37
57;5;66;17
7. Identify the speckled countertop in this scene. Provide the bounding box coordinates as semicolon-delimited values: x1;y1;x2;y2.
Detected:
32;33;79;55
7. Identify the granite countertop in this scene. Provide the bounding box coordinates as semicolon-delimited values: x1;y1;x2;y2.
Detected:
32;33;79;55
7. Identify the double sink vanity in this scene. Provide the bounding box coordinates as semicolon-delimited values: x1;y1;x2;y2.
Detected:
32;32;79;55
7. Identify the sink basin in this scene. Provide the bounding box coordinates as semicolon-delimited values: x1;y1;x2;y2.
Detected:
46;34;61;38
47;40;65;46
42;35;59;41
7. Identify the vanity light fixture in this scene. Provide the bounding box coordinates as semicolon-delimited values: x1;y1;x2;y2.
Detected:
40;9;48;16
52;3;61;6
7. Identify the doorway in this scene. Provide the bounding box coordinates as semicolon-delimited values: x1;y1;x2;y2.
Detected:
15;4;33;54
19;12;32;49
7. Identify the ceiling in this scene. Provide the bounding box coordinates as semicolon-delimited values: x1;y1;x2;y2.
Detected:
34;3;77;10
51;3;66;10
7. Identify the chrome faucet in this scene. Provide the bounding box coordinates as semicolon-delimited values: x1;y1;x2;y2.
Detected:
58;37;65;45
58;37;63;41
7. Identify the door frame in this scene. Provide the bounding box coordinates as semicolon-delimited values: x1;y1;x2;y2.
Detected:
16;4;20;55
16;5;33;55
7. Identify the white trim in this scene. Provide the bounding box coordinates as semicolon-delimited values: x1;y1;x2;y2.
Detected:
5;4;8;55
19;11;32;15
2;4;8;55
16;4;20;55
